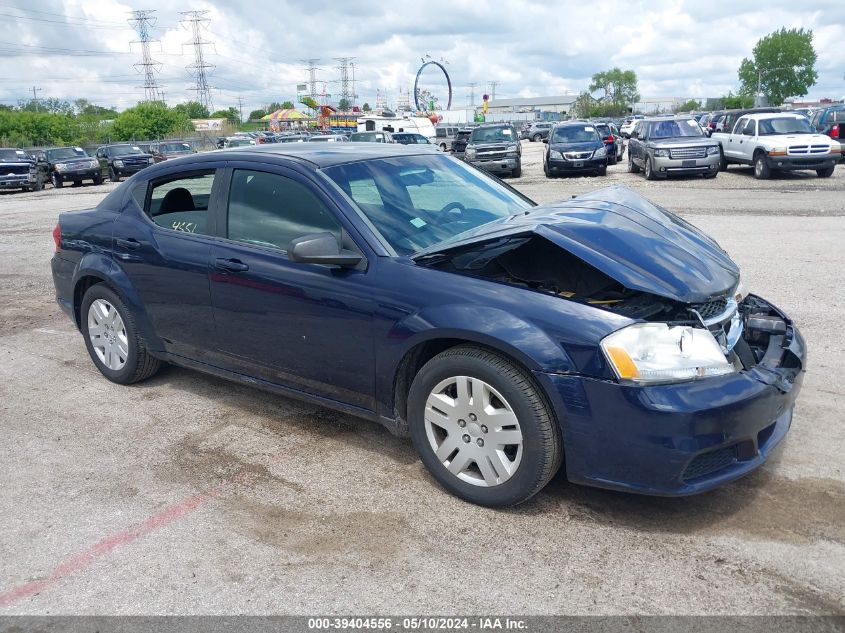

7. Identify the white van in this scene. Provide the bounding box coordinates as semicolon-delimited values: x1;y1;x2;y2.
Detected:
357;115;435;141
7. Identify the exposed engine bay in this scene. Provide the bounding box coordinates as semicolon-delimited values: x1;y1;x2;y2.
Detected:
417;235;799;376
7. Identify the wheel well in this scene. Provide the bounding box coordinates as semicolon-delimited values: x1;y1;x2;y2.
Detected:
73;275;107;327
753;148;765;159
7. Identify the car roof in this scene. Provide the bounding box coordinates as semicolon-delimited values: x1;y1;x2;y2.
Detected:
192;143;439;169
741;112;807;120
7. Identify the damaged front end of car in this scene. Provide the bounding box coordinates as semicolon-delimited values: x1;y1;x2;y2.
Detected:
413;186;805;494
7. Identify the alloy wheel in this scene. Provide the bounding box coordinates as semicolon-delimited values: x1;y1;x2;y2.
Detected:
87;299;129;371
424;375;523;487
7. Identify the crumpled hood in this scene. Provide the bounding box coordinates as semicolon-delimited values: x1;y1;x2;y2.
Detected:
416;185;739;304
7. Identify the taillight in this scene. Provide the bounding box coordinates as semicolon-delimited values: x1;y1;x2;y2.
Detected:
607;134;615;143
708;122;716;129
829;124;839;138
52;223;61;253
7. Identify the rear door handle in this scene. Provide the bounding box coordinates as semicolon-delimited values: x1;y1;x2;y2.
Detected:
115;238;141;250
215;258;249;272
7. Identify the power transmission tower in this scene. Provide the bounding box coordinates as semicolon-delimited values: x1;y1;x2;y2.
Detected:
487;81;499;102
467;82;476;106
300;59;321;102
128;10;162;102
31;86;41;111
236;96;244;123
335;57;355;106
180;10;215;111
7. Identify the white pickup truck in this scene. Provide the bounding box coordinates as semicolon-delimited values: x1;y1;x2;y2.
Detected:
712;112;839;179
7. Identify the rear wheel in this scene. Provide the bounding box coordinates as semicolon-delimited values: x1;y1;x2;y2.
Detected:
607;151;617;166
81;284;161;385
408;346;562;507
754;153;771;180
627;152;640;173
816;165;835;178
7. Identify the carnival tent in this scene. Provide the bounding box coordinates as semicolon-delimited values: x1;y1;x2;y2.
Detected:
260;109;308;121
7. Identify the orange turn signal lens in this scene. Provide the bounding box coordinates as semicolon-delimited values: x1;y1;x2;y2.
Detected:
605;346;640;379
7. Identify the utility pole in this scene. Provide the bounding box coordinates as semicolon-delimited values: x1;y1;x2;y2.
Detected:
128;10;162;102
300;58;321;102
236;96;244;123
31;86;41;111
487;81;499;102
467;82;476;107
180;10;215;111
335;57;355;107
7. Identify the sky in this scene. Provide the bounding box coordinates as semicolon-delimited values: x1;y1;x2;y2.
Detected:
0;0;843;114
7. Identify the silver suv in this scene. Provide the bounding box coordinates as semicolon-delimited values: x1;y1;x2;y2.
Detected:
524;122;553;142
627;117;720;180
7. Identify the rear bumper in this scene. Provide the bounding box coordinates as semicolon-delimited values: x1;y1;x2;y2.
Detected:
536;295;806;496
766;155;838;171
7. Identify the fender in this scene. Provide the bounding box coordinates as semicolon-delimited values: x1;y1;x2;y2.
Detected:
375;303;578;417
72;251;165;354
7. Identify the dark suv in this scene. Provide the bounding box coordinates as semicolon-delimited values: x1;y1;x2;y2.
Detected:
42;146;102;188
0;148;42;191
593;122;624;164
464;123;522;177
451;128;474;158
543;122;608;177
95;144;155;182
811;105;845;161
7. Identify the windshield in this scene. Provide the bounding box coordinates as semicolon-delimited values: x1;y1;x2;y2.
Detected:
551;125;600;143
470;126;514;143
111;145;144;156
758;117;814;135
161;143;192;153
323;154;533;256
46;147;87;160
456;131;471;140
648;119;703;139
0;149;30;162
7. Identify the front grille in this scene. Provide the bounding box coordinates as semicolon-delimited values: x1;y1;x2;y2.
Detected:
0;165;30;175
788;144;830;155
683;446;736;481
478;150;507;160
691;297;728;320
563;151;592;160
669;147;707;159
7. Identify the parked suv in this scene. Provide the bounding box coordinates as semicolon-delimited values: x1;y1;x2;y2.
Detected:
525;121;553;142
811;105;845;161
543;121;608;177
451;128;474;158
593;122;624;164
42;146;102;188
627;117;720;180
464;123;522;177
95;144;154;182
149;140;196;163
0;148;42;191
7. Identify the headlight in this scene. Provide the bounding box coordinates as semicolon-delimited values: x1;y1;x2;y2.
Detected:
55;163;67;172
88;159;99;169
734;279;748;302
550;150;563;159
601;323;736;384
465;147;477;159
594;146;607;158
113;159;124;167
506;144;518;152
768;147;787;156
706;145;719;155
654;148;670;157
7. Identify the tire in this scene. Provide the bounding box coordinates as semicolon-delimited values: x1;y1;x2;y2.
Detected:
51;173;63;189
533;134;542;142
703;170;718;179
81;284;161;385
407;345;562;507
511;165;522;178
30;177;43;192
543;161;553;178
596;165;607;176
718;149;728;171
608;152;617;166
816;165;835;178
627;152;640;173
108;166;120;182
753;153;771;180
644;156;657;180
93;173;103;185
439;143;447;152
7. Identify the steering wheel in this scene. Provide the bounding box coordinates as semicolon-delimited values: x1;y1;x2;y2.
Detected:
439;201;467;216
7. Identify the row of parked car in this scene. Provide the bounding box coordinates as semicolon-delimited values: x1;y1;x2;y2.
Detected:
0;141;197;193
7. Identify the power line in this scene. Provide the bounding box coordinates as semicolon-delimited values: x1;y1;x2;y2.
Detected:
0;4;129;26
0;12;131;30
129;10;162;102
180;10;215;111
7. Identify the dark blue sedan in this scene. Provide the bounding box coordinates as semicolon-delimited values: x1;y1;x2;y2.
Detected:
50;144;805;506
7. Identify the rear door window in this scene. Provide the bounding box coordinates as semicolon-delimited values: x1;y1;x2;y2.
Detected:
148;171;216;235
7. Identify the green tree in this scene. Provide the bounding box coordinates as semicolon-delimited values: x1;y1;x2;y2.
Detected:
248;109;267;121
589;68;640;109
173;101;210;119
673;99;702;113
722;91;754;109
110;102;192;141
210;107;240;123
338;98;350;111
738;27;818;105
280;100;295;109
361;102;371;112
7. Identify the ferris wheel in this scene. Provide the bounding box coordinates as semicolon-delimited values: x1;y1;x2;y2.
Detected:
414;56;452;111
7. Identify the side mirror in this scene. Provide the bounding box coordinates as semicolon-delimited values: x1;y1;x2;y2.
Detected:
288;232;361;267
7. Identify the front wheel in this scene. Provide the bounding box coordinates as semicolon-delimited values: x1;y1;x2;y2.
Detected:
511;165;522;178
108;167;120;182
51;173;63;189
408;346;562;507
81;284;161;385
93;173;103;185
754;153;771;180
816;165;835;178
644;156;657;180
596;164;607;176
607;152;617;166
627;152;640;173
532;134;542;142
718;149;728;171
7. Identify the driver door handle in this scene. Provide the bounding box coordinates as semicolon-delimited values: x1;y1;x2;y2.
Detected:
215;258;249;272
115;238;141;250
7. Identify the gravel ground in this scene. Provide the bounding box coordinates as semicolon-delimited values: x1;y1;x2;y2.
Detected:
0;141;843;615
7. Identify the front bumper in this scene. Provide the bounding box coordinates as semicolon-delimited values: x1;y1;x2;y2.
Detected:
547;157;606;174
765;154;838;171
652;153;720;175
55;168;99;181
114;163;150;176
468;157;520;173
0;174;35;189
536;295;806;496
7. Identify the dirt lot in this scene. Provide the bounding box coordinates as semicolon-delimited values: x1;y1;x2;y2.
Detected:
0;141;843;615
